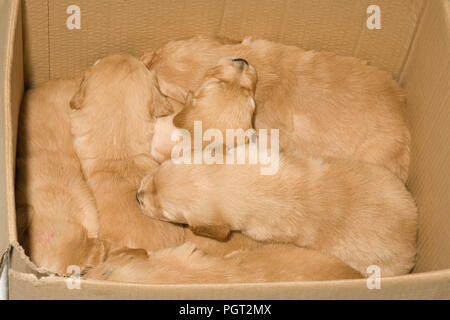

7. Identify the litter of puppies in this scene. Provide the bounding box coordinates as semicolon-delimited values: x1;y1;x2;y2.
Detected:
16;36;417;284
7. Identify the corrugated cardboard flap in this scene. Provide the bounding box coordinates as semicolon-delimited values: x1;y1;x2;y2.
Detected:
10;241;57;278
402;0;450;273
0;0;23;265
8;241;450;299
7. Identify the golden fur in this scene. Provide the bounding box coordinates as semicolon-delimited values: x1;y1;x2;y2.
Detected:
16;80;107;274
148;36;410;182
172;57;256;138
138;151;417;277
149;57;263;255
69;55;184;251
151;57;257;163
84;243;361;283
16;38;414;283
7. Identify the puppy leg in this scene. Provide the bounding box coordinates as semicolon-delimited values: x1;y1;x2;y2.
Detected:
84;243;361;283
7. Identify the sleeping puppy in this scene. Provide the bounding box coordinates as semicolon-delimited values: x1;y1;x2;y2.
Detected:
70;54;184;251
83;243;361;283
149;56;262;255
151;57;256;163
137;151;417;277
147;36;411;182
16;80;107;274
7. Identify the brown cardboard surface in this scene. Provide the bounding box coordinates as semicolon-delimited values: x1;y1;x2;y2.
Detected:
219;0;424;78
22;0;49;89
7;239;450;299
1;0;450;299
22;0;425;88
0;0;23;268
0;0;12;266
8;261;450;299
400;0;450;273
24;0;226;88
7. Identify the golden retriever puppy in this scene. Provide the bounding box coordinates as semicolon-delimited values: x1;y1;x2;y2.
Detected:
148;36;410;182
83;243;362;283
149;57;262;255
15;80;107;274
151;57;257;163
69;55;184;251
148;56;262;255
138;151;417;277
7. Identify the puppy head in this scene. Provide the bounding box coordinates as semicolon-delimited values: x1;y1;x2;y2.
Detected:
205;57;257;93
136;172;186;225
70;54;173;118
137;163;231;242
173;58;257;132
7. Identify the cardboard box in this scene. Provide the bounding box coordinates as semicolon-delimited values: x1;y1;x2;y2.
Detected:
1;0;449;299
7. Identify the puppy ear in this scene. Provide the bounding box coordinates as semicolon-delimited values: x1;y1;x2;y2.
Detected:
172;108;187;129
172;91;194;129
150;87;174;117
70;76;88;110
69;87;85;110
188;206;231;241
138;174;163;219
140;51;156;68
185;91;194;105
189;223;231;242
157;75;188;104
142;174;157;199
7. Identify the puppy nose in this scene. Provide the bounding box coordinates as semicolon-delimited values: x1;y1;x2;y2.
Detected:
232;58;249;71
136;191;143;205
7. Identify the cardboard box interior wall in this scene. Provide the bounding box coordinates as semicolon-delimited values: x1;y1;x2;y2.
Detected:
1;0;449;299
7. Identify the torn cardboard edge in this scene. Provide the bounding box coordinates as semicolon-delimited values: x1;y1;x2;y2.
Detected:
8;267;450;300
11;267;449;289
7;240;450;290
9;241;60;279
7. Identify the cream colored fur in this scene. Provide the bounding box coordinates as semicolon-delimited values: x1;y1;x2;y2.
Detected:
69;55;184;251
139;151;417;277
149;36;410;182
151;57;257;163
149;57;263;255
16;80;106;274
84;243;361;283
